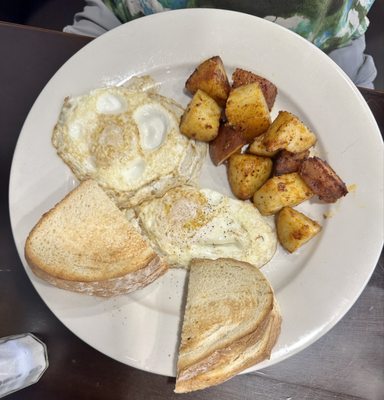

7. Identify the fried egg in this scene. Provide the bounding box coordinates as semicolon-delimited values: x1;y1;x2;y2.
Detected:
52;76;207;207
136;185;277;268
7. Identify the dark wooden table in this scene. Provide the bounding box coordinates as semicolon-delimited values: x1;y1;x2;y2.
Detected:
1;21;383;400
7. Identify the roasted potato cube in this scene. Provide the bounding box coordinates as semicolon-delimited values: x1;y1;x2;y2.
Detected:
249;133;279;157
277;207;322;253
185;56;230;107
253;172;313;216
263;111;316;153
228;154;273;200
274;149;309;175
180;89;221;142
225;83;271;142
209;123;247;166
299;157;348;203
232;68;277;110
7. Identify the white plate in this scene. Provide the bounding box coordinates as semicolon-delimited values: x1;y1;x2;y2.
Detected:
9;9;383;376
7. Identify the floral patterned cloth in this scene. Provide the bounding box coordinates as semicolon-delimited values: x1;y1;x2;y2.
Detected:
102;0;374;52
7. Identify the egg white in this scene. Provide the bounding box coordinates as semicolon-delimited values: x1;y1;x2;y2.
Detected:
136;185;277;269
52;77;207;207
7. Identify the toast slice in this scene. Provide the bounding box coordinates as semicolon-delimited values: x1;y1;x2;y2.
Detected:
25;180;168;297
175;258;281;393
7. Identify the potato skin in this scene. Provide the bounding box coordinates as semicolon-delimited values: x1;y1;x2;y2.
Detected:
185;56;230;107
180;89;221;142
228;154;273;200
274;149;309;175
277;207;322;253
209;124;247;166
253;172;313;216
225;83;271;142
299;157;348;203
232;68;277;111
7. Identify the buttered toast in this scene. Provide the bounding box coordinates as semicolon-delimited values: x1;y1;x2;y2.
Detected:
175;258;281;393
24;180;168;296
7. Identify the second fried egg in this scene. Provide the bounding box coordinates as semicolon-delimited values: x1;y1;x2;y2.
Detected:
136;185;277;268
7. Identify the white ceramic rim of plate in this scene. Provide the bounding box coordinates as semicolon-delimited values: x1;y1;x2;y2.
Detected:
9;9;384;376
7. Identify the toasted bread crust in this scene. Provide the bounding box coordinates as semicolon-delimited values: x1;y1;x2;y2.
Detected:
24;180;168;296
177;258;274;367
175;258;281;393
27;252;168;297
175;299;281;393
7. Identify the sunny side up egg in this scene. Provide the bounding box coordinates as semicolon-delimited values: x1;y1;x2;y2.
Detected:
52;77;207;207
136;185;277;269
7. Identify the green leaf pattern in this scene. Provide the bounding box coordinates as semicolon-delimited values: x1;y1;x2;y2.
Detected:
102;0;374;52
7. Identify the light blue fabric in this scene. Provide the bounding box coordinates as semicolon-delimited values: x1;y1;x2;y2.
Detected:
64;0;121;37
329;35;377;89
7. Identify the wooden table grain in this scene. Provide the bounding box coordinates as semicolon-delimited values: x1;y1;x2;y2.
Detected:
0;22;383;400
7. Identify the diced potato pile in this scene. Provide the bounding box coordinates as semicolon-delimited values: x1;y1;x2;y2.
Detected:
181;56;348;253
